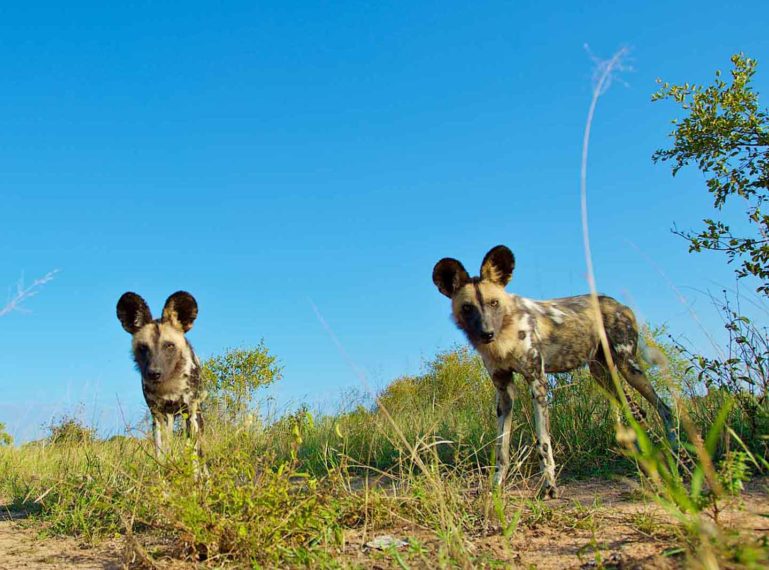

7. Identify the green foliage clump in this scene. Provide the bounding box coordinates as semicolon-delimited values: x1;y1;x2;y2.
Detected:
718;450;752;495
201;342;281;421
654;54;769;466
654;53;769;296
0;435;149;539
47;414;96;445
264;345;656;478
155;451;344;564
378;347;491;414
671;292;769;462
0;422;12;446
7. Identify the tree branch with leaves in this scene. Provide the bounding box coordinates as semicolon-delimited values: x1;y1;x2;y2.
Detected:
653;53;769;295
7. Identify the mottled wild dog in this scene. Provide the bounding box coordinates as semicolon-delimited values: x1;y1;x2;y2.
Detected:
116;291;204;457
432;245;676;498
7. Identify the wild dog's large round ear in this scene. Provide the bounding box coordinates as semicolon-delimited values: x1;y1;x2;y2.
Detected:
432;258;470;298
162;291;198;332
480;245;515;286
116;292;153;334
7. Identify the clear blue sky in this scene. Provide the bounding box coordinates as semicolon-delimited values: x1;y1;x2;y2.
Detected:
2;1;768;442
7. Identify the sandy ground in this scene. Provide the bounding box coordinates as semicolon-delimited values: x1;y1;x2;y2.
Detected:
1;478;767;569
340;478;769;569
0;509;120;569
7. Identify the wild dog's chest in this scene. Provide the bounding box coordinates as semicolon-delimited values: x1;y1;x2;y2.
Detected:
143;366;202;414
478;312;540;373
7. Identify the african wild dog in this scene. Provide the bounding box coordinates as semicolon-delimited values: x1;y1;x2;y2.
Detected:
432;245;676;498
116;291;204;457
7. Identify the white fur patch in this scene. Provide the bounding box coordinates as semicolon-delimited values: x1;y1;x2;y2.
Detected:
519;297;543;314
547;307;567;324
614;343;634;356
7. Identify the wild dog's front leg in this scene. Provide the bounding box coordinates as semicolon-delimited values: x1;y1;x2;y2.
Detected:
527;366;558;498
185;401;204;457
491;369;515;486
152;413;165;458
155;413;175;459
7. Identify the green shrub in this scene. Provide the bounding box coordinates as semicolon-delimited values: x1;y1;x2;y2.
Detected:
201;342;282;423
47;414;96;445
0;422;12;446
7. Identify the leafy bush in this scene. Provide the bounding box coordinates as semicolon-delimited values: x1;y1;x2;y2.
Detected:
653;53;769;296
201;342;281;423
153;451;345;564
263;344;678;478
654;51;769;469
47;414;96;445
0;422;12;446
670;293;769;462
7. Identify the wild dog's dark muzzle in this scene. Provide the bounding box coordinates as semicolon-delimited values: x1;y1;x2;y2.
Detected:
460;305;497;344
479;311;497;343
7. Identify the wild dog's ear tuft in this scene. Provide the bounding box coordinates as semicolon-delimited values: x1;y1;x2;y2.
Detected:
480;245;515;286
432;258;471;298
161;291;198;332
117;292;153;334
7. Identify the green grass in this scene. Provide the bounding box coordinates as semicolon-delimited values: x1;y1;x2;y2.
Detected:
1;344;768;568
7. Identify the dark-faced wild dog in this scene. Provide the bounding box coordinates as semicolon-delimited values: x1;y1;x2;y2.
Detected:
432;245;676;498
116;291;204;458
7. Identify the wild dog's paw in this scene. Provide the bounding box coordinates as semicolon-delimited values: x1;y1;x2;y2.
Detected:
540;484;559;500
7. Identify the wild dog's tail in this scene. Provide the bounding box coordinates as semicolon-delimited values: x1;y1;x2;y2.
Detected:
638;334;667;368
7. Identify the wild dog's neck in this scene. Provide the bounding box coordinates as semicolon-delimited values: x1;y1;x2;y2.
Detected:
180;341;198;377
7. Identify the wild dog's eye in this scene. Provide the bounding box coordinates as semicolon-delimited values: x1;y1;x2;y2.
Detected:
136;343;149;353
461;304;473;313
164;342;176;351
488;299;500;308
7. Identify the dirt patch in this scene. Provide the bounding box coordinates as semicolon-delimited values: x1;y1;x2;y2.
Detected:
0;508;121;570
338;477;769;569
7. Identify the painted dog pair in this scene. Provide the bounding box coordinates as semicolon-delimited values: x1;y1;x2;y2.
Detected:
116;246;676;497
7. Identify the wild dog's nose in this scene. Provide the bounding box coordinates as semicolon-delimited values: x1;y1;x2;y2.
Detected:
147;370;162;381
481;331;495;342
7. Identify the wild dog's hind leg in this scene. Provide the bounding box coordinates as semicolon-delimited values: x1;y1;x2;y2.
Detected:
491;369;516;487
526;359;558;498
616;356;677;446
588;358;646;424
185;402;207;477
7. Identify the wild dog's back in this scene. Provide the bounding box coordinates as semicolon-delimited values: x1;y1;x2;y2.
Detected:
522;295;641;374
